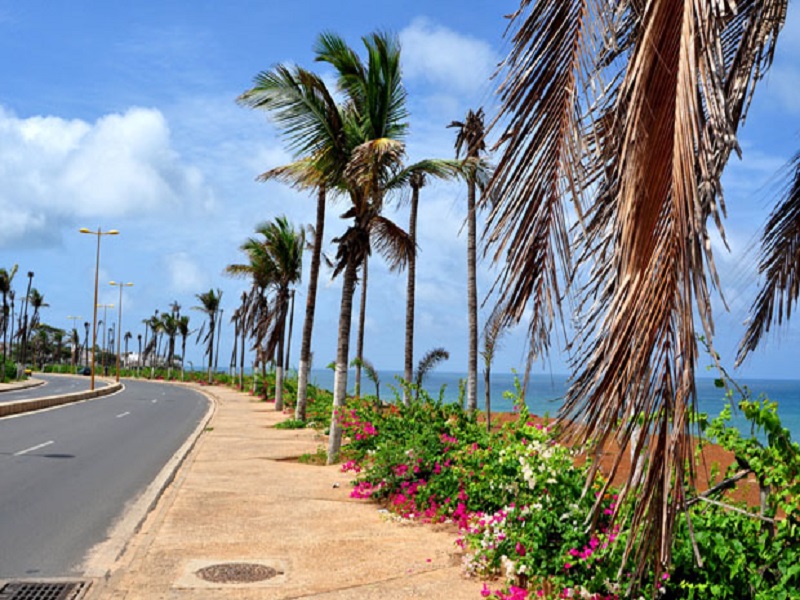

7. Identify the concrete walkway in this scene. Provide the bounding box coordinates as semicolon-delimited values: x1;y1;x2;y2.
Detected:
90;383;484;599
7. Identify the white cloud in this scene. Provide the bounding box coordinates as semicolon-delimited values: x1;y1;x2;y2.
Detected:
163;252;209;293
400;18;499;96
0;106;215;248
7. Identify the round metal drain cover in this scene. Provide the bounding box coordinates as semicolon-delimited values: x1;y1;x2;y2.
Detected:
195;563;280;583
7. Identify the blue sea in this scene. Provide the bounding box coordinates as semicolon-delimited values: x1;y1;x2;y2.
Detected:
303;369;800;441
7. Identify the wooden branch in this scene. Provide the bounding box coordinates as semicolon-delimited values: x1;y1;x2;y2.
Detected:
693;496;775;524
685;469;751;507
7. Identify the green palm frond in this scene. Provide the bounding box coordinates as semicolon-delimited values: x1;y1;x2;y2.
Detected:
316;31;408;142
413;347;450;395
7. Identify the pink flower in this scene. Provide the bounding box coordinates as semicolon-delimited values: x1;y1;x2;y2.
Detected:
481;584;492;598
515;542;526;557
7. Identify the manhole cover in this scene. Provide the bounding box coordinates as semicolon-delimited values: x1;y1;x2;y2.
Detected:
195;563;281;583
0;581;89;600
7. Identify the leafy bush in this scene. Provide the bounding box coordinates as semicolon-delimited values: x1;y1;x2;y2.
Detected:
337;373;800;599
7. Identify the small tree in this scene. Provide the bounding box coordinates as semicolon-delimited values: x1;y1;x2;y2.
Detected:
413;347;450;402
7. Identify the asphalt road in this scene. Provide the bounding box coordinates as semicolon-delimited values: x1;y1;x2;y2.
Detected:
0;373;109;403
0;378;209;578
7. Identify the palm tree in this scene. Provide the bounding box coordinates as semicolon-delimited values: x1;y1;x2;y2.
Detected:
354;255;368;397
283;289;295;372
0;264;18;381
123;331;132;368
230;291;248;388
351;356;380;401
159;312;178;379
193;289;222;384
144;311;161;377
70;327;81;371
450;109;486;413
27;288;48;331
83;321;90;367
241;31;458;454
136;333;142;374
316;32;415;463
413;347;450;402
239;58;346;423
259;217;303;411
481;306;508;432
178;315;191;381
403;173;425;405
227;218;304;410
485;1;790;587
18;271;34;372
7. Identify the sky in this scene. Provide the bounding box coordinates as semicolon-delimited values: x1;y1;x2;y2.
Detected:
1;1;799;381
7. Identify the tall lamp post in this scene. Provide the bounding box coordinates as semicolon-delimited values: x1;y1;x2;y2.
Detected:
67;315;81;373
80;227;119;390
109;281;133;382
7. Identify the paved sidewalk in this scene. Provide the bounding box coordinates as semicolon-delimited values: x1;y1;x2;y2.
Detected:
91;384;484;599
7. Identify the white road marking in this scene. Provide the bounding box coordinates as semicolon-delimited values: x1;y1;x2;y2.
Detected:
152;399;158;403
116;411;131;418
14;440;54;456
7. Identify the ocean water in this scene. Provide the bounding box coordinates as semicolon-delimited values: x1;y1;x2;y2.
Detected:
304;369;800;441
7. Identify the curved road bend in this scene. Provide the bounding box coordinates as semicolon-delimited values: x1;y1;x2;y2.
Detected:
0;373;110;403
0;378;209;578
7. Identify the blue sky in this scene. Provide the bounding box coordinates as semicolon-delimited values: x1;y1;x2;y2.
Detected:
1;1;799;380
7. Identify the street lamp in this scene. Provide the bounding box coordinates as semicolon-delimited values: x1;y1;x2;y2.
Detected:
80;227;119;390
67;315;81;373
109;281;133;382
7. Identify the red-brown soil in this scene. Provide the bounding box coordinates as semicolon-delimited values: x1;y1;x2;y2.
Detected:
486;412;762;507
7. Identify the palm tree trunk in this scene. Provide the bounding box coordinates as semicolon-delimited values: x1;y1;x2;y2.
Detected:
275;292;288;412
296;186;326;421
239;319;246;390
283;289;295;372
484;364;491;432
208;318;215;384
327;256;359;464
214;309;223;373
181;338;187;381
404;183;420;406
2;296;7;383
467;178;478;412
354;255;368;397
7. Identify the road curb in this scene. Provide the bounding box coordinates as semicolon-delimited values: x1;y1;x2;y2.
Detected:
0;381;123;418
0;377;45;393
81;382;217;595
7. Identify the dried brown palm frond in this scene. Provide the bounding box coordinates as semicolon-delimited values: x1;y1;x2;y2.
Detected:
487;0;788;590
737;152;800;365
257;158;324;190
343;137;406;201
368;215;413;272
485;0;592;360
